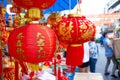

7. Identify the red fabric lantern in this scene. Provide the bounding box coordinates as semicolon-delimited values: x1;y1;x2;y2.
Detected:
8;23;57;64
13;0;56;9
52;14;96;66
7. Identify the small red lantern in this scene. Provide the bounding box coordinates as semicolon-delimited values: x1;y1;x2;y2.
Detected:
52;14;96;66
8;23;57;64
13;0;56;9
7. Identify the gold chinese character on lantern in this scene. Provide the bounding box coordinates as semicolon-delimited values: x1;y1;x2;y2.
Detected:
16;48;25;59
37;47;46;59
37;39;45;46
16;48;24;54
36;32;45;46
17;33;24;39
59;22;73;41
16;40;22;47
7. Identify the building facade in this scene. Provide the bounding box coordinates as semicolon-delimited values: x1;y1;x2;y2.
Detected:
105;0;120;28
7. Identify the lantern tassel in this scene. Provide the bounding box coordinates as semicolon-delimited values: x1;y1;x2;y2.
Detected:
58;66;61;80
54;57;57;76
15;60;19;80
19;61;28;75
66;44;84;66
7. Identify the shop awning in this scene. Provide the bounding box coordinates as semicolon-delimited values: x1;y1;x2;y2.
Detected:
43;0;80;14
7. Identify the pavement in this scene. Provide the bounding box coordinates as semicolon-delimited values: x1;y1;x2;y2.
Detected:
96;44;120;80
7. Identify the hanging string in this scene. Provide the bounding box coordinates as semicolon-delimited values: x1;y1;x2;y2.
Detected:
69;0;71;14
77;0;82;14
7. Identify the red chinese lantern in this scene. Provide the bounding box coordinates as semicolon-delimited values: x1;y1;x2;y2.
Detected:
8;23;57;64
52;14;96;66
13;0;56;9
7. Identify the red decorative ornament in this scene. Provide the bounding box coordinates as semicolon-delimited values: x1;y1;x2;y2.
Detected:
52;14;96;66
3;68;15;80
8;23;57;64
13;0;56;9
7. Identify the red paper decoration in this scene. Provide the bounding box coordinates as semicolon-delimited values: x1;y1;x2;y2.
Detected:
52;15;96;66
13;0;56;9
8;23;57;64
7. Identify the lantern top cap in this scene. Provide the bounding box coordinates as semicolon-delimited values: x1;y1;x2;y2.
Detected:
68;14;81;18
68;14;86;18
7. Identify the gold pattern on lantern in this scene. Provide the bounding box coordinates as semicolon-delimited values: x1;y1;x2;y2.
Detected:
16;40;22;47
38;47;44;53
16;48;25;59
84;30;86;32
81;29;93;39
71;30;74;33
88;24;93;27
37;47;46;59
79;23;87;29
41;3;49;8
59;22;73;40
37;39;45;46
59;22;66;35
80;30;82;32
36;32;41;38
17;33;24;39
16;48;24;54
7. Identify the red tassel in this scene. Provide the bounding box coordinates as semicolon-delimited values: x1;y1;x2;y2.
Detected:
29;72;34;80
15;60;19;80
19;61;28;75
0;50;2;76
71;66;76;73
66;44;84;66
54;57;57;76
58;66;61;80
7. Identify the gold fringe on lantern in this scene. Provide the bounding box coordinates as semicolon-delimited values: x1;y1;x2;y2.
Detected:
28;63;39;72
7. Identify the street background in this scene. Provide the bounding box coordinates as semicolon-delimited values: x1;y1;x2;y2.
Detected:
96;43;120;80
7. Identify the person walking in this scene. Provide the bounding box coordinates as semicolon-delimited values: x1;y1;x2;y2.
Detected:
103;32;118;78
89;38;98;73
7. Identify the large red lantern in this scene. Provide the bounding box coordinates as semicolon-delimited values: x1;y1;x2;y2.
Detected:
52;14;96;66
8;23;57;64
13;0;56;9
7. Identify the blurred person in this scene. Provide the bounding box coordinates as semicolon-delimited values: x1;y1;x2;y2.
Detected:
78;42;90;72
103;32;118;78
116;28;120;38
100;35;104;46
89;38;98;73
